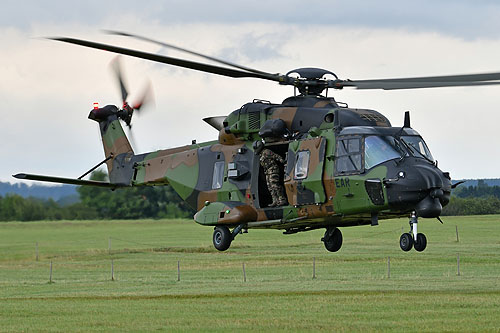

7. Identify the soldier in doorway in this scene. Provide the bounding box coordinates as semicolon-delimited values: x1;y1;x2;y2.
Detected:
260;148;288;207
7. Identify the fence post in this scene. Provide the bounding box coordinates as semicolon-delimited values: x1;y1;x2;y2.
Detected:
111;259;115;281
312;257;316;279
456;226;460;243
35;242;39;262
242;263;246;282
49;261;53;283
387;256;391;279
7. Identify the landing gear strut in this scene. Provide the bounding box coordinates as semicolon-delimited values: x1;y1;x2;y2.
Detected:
322;227;343;252
399;212;427;252
212;224;245;251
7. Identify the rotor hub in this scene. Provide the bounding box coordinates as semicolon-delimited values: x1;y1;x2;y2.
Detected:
284;68;339;96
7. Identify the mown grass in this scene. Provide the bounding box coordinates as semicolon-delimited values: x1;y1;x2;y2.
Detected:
0;215;499;331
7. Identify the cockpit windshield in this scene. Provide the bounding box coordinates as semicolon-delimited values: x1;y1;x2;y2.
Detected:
364;136;402;169
336;133;435;173
364;135;434;169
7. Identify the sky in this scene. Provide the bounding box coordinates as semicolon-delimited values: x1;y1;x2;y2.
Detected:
2;0;500;184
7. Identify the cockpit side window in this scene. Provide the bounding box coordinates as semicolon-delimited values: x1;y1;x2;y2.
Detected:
335;137;362;175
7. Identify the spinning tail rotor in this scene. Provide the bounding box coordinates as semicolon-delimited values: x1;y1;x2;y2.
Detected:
109;56;154;130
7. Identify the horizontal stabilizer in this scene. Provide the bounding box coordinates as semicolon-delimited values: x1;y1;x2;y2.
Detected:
13;173;126;189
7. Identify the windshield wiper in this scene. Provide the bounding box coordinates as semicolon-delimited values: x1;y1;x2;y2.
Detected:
400;138;435;164
387;136;407;164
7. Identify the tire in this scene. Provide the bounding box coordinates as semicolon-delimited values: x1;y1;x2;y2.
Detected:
414;233;427;252
323;227;343;252
399;233;413;251
213;226;232;251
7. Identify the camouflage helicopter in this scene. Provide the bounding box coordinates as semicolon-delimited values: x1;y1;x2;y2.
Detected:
15;31;500;252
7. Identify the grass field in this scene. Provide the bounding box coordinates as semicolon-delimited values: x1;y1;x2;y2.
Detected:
0;215;499;332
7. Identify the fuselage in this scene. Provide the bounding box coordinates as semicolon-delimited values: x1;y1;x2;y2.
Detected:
105;95;451;232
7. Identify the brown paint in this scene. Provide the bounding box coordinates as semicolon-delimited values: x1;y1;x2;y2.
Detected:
218;130;244;145
218;204;258;224
270;107;297;130
143;149;198;183
103;136;133;174
313;100;330;108
197;191;218;211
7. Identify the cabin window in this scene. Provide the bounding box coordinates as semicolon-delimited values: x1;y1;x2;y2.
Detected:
212;161;225;189
294;150;310;179
335;137;362;174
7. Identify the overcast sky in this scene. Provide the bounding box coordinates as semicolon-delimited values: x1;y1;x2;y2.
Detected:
2;0;500;184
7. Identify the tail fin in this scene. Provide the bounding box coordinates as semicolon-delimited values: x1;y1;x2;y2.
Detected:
89;105;135;184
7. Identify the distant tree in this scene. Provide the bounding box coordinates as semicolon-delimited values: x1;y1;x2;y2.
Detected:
76;170;194;219
1;169;194;222
454;182;500;199
0;195;45;221
442;196;500;216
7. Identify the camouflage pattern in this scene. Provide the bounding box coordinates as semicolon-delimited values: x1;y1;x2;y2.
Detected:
259;148;287;206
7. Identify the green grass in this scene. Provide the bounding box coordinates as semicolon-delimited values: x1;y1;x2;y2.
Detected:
1;216;499;331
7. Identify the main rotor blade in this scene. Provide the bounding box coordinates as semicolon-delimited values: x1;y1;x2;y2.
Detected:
340;71;500;90
341;79;500;90
354;71;500;84
104;30;272;76
50;37;281;82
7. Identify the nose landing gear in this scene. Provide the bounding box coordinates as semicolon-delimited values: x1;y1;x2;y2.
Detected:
399;212;427;252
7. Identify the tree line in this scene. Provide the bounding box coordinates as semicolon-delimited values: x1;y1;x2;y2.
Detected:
0;171;194;222
441;180;500;216
1;172;499;221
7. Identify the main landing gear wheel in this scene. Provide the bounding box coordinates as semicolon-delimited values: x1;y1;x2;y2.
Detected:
322;227;343;252
213;226;232;251
414;233;427;252
399;233;413;251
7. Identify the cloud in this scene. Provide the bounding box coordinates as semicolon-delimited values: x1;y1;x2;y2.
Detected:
4;0;500;39
1;15;500;182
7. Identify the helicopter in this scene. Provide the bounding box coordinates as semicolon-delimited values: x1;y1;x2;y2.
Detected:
14;31;500;252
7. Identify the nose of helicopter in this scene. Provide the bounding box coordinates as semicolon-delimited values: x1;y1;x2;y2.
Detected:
385;159;451;218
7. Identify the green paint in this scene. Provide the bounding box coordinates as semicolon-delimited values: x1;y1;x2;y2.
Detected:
282;206;299;221
334;165;388;214
194;201;225;225
166;159;199;200
102;120;128;151
142;151;160;161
